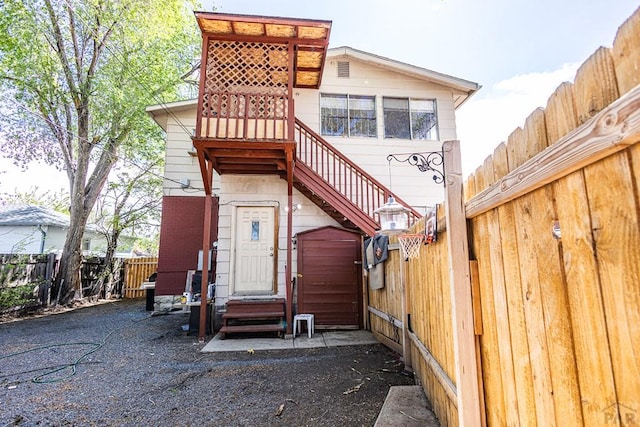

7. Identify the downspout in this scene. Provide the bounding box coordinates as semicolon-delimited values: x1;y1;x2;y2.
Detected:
37;225;47;254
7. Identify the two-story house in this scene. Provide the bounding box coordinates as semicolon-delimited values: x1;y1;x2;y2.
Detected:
146;12;479;337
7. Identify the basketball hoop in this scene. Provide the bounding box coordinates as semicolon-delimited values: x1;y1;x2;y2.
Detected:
397;233;424;260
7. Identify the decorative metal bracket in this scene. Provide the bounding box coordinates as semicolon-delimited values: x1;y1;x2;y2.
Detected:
386;151;445;185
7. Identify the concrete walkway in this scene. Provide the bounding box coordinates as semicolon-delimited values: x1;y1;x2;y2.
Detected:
374;386;440;426
202;330;378;352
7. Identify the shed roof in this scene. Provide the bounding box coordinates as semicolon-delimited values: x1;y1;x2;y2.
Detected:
0;205;70;228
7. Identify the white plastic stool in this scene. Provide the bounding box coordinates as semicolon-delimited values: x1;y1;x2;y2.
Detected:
293;313;314;338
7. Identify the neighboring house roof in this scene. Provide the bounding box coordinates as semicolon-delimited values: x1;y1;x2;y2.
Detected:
0;205;100;234
146;45;481;129
0;205;70;228
327;46;480;108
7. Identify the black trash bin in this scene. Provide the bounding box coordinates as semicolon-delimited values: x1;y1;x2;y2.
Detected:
142;283;155;311
188;302;212;335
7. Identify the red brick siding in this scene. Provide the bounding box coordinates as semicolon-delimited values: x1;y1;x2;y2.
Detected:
155;196;218;295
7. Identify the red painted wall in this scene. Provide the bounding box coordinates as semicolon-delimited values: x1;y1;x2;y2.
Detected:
155;196;218;295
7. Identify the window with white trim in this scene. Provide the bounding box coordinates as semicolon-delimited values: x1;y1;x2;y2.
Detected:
320;94;377;137
383;98;438;140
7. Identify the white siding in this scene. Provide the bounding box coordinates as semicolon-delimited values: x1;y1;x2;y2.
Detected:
161;109;222;197
0;225;42;253
295;56;456;211
214;175;338;305
0;225;69;254
45;227;68;253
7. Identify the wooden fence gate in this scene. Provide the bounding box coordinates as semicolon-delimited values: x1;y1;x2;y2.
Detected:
122;257;158;298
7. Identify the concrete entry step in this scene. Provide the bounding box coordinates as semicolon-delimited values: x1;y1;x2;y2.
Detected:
374;385;440;427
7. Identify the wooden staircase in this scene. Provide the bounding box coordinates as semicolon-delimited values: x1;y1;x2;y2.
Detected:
219;299;286;339
293;119;421;236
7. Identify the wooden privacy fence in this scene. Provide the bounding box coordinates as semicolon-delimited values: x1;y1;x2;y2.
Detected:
122;257;158;298
368;7;640;427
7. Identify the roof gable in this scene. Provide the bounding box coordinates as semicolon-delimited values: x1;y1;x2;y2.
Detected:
327;46;480;108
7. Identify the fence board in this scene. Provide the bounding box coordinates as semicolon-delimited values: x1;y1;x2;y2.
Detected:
541;74;584;427
612;7;640;95
554;167;617;425
471;155;507;426
497;129;538;425
486;144;523;426
512;114;557;427
443;141;481;426
584;152;640;420
545;82;577;139
574;47;618;126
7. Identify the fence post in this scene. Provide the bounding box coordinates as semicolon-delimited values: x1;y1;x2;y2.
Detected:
443;140;482;426
44;253;57;306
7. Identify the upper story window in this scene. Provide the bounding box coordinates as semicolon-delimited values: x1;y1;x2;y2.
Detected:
320;94;377;138
383;98;438;140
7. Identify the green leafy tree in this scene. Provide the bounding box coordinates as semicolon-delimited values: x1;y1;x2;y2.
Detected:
0;0;200;304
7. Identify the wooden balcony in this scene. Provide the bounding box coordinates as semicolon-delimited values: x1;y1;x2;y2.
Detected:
199;91;290;141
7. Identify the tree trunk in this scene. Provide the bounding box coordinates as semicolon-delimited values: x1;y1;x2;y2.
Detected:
55;205;90;305
101;231;120;299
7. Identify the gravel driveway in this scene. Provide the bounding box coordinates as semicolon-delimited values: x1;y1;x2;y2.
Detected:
0;299;415;426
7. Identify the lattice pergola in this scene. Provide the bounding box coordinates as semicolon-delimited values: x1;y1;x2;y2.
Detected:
195;12;331;90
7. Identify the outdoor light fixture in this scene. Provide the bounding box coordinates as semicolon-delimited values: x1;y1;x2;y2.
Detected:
386;151;445;185
374;196;411;235
284;203;302;213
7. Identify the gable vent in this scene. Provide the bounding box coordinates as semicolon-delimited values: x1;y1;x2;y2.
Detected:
337;61;350;78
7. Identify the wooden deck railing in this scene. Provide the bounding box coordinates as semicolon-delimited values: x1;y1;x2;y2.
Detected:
198;91;290;140
294;118;421;227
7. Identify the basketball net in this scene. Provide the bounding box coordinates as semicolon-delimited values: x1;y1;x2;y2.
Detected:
397;233;424;260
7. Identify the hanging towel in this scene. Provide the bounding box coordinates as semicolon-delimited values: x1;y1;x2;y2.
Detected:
372;234;389;265
365;238;385;290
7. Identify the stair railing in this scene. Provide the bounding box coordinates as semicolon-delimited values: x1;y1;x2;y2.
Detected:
294;119;421;227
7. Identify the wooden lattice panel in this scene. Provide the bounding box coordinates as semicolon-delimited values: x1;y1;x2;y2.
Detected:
204;40;288;94
194;12;330;90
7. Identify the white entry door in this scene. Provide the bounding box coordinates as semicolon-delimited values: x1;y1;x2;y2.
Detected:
233;206;276;295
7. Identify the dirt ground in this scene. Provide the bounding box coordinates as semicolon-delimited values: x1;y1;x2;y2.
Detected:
0;299;416;426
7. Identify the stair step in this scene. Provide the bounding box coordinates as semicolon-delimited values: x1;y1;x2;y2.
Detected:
219;323;285;339
222;311;284;319
220;324;285;333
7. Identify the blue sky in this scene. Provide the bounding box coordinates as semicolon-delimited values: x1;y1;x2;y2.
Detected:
1;0;638;193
